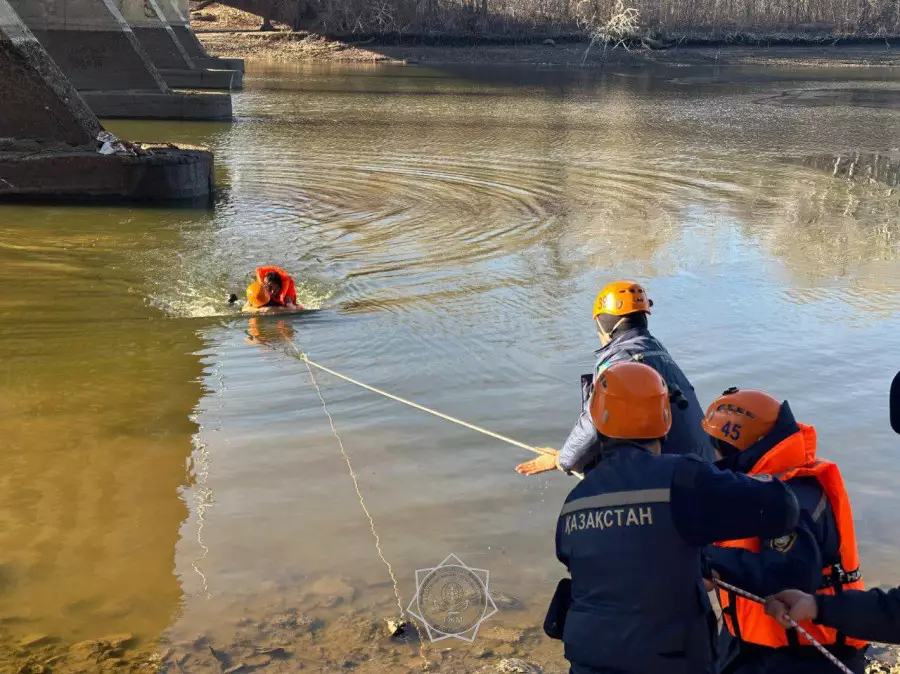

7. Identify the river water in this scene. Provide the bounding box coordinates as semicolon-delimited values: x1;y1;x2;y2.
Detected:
1;59;899;669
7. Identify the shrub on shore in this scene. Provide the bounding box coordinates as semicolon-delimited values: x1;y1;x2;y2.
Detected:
192;0;900;40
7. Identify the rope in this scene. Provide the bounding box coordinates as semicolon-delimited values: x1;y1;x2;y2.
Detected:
713;579;854;674
286;347;583;478
301;357;430;665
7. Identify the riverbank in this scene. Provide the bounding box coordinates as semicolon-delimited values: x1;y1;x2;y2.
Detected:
193;4;900;67
197;30;900;69
4;609;900;673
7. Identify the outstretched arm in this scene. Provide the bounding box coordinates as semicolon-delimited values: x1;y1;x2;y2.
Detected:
705;516;822;597
672;459;799;546
767;587;900;644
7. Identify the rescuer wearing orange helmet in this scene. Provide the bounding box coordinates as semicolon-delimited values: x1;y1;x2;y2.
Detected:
517;280;712;477
243;266;301;311
550;362;799;674
702;388;867;674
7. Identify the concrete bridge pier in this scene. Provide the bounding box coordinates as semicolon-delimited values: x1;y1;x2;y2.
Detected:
120;0;244;91
7;0;232;120
0;0;215;202
167;0;244;72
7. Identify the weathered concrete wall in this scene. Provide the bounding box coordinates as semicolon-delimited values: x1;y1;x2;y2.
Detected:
7;0;169;92
0;0;100;147
166;0;209;60
118;0;195;69
0;146;215;201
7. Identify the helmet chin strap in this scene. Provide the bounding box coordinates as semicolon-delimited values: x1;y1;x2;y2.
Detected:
596;316;627;345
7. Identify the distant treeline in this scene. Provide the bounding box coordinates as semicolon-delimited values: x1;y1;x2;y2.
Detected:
224;0;900;38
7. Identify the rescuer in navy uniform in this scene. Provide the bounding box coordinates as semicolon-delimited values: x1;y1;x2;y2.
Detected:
517;280;713;478
702;389;868;674
550;362;800;674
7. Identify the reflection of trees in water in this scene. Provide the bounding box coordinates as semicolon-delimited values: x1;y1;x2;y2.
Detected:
731;156;900;311
800;152;900;189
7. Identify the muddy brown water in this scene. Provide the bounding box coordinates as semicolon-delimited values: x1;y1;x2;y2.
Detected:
1;59;899;671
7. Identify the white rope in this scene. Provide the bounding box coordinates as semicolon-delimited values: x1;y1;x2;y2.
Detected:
301;357;430;665
714;579;854;674
286;346;583;479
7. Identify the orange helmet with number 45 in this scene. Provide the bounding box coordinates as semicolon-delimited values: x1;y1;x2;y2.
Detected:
589;362;672;439
702;388;782;452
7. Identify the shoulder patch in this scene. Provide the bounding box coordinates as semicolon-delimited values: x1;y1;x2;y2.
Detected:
749;474;773;482
768;533;797;553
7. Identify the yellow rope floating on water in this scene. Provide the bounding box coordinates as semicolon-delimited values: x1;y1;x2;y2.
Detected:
288;347;582;479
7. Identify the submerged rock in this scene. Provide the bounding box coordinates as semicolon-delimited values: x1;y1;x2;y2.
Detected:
868;646;900;674
244;653;272;667
101;633;134;650
481;626;524;644
18;634;53;648
384;619;407;638
490;591;524;610
321;595;344;608
310;577;356;603
495;659;543;674
69;639;108;661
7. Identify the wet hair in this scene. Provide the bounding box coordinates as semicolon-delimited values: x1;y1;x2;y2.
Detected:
263;271;283;290
597;311;648;336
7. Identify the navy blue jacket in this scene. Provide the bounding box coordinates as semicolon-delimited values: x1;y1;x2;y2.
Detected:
817;588;900;644
556;442;799;674
558;327;713;472
708;404;866;674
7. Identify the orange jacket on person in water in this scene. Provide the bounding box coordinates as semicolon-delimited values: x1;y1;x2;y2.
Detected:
714;422;867;652
255;266;298;307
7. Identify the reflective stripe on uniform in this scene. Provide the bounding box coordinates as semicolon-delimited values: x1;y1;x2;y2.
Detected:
812;492;828;522
559;489;671;516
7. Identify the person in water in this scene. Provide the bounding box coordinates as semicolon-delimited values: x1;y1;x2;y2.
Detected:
517;280;713;476
244;266;302;310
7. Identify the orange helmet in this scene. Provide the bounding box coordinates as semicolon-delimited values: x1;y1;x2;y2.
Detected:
589;362;671;440
245;281;271;308
702;388;782;452
593;281;653;319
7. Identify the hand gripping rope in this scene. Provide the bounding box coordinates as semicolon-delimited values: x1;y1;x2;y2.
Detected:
714;579;854;674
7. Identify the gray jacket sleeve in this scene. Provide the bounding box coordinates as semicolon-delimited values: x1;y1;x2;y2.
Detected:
558;402;600;472
558;351;634;471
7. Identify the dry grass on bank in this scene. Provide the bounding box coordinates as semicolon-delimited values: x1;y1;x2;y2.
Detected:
190;0;900;41
198;29;391;61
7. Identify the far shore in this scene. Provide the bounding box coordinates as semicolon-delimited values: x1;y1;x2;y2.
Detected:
197;30;900;70
192;3;900;68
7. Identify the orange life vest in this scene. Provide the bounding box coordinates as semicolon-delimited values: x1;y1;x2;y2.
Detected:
255;266;298;306
715;423;867;651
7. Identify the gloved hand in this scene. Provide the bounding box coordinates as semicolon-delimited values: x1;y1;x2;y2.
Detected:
516;449;559;475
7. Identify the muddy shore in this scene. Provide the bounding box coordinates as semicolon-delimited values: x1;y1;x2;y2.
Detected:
4;602;899;673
